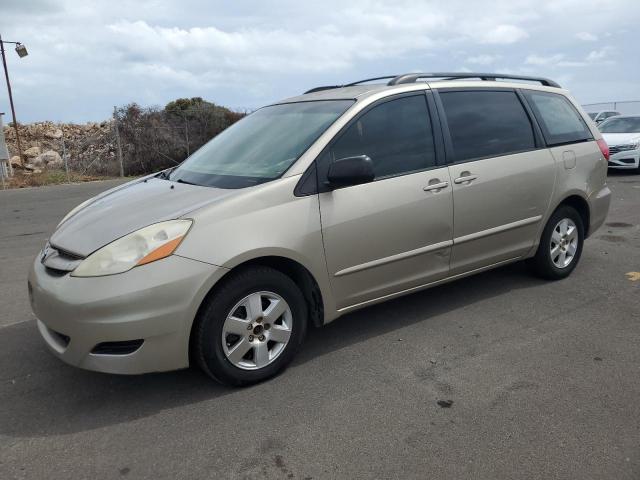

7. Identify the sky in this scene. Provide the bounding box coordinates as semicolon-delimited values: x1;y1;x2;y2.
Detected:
1;0;639;123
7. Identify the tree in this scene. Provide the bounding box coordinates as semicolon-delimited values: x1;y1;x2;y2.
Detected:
114;98;246;175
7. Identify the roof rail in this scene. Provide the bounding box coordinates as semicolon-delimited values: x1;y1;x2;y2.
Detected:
304;85;343;94
344;76;399;86
302;73;561;95
303;76;399;94
387;72;561;88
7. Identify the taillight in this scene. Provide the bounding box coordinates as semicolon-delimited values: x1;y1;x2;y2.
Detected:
597;138;609;161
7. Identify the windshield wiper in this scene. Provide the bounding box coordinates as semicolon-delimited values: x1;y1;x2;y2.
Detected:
175;178;199;186
156;167;177;180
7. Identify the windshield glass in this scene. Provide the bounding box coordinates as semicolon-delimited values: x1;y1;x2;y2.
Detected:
170;100;354;188
599;117;640;133
588;113;597;120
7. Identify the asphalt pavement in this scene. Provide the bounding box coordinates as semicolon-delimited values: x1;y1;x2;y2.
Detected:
0;173;639;479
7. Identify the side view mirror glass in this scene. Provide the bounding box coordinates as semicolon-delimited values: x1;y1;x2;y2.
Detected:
327;155;375;188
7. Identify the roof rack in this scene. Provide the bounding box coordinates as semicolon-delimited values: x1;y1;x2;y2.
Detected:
303;76;400;94
303;72;561;95
387;72;561;88
304;85;343;94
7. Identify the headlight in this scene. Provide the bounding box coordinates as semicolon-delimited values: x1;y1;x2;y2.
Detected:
71;220;192;277
57;197;95;228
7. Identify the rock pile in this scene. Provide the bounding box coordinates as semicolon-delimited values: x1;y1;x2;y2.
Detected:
3;121;117;174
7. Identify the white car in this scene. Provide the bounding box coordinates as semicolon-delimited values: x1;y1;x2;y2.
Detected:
599;115;640;171
588;110;620;124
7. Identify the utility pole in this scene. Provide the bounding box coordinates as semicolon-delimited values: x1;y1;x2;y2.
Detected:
0;112;10;181
113;106;124;177
0;35;27;166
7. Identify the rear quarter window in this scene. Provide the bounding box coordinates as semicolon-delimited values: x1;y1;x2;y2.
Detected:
523;91;593;146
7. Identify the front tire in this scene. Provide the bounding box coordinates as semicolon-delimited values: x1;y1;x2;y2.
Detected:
193;266;308;386
528;205;584;280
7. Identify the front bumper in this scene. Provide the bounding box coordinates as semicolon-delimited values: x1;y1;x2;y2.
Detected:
28;254;226;374
608;149;640;169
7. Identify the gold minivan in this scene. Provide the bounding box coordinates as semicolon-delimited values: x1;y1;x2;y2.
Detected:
29;73;611;385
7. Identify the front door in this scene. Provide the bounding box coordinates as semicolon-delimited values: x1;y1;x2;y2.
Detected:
317;93;454;310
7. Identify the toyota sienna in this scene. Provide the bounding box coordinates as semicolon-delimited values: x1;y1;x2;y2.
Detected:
28;72;611;385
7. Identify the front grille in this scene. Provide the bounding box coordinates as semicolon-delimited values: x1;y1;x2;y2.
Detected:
91;339;144;355
609;144;636;155
41;243;84;273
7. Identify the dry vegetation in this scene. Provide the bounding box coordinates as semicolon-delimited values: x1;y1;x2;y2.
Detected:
2;169;115;189
2;97;246;188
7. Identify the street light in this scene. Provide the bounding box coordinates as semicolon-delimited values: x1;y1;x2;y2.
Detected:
15;43;28;58
0;35;28;171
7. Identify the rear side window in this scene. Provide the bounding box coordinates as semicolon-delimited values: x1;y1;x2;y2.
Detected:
439;90;535;162
330;95;436;179
523;91;593;146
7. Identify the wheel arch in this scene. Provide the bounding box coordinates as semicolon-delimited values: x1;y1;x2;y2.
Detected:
226;255;326;329
529;192;592;258
188;254;327;365
555;194;591;237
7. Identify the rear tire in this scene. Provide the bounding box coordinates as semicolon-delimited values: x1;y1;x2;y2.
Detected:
193;266;308;386
528;205;584;280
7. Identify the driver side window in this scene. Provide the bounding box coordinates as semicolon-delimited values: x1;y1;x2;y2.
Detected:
329;94;436;179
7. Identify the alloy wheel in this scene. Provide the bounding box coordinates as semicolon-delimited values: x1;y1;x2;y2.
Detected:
221;291;292;370
550;218;579;268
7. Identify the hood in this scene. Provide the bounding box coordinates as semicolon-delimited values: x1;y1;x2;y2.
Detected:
601;132;640;145
50;177;238;257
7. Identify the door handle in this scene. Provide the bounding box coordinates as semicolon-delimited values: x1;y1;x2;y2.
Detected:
453;173;478;184
423;181;449;192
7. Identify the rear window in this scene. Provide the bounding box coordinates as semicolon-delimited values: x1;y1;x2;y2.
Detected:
523;91;593;146
439;90;536;162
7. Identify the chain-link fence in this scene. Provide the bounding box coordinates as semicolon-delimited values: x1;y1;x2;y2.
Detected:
582;101;640;116
2;100;250;187
2;120;125;187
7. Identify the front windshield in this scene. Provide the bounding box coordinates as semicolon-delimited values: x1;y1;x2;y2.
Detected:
588;113;597;120
170;100;354;188
599;117;640;133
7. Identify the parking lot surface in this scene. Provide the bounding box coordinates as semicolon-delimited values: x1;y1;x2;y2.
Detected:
1;174;639;479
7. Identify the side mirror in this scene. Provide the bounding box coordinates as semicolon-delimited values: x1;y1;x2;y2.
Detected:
327;155;375;188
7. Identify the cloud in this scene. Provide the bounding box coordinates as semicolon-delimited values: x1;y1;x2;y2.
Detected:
586;46;613;62
106;16;444;76
527;55;588;68
525;46;615;68
479;25;529;44
466;54;501;65
576;31;598;41
525;54;573;66
2;0;640;122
